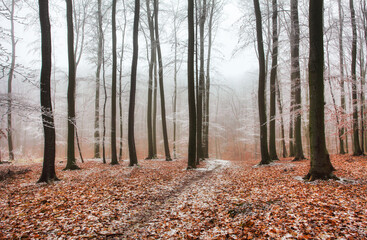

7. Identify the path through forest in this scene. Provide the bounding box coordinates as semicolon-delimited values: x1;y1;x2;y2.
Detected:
1;156;367;239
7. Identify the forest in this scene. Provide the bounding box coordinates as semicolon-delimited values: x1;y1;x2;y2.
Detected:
0;0;367;238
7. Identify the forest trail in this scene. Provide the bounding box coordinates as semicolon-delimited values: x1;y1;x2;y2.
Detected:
113;159;232;239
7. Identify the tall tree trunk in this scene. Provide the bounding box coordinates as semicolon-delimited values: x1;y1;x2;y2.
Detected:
291;0;304;161
172;4;179;160
38;0;58;183
203;0;215;159
276;77;287;157
337;0;346;154
350;0;363;156
187;0;197;169
154;0;172;161
65;0;80;170
128;0;140;166
7;0;15;161
359;40;365;153
119;0;127;160
254;0;271;165
269;0;279;161
110;0;118;165
152;57;158;158
94;0;103;159
145;0;155;159
305;0;336;181
102;41;107;164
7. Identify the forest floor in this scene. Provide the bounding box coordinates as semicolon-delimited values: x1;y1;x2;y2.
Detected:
0;154;367;239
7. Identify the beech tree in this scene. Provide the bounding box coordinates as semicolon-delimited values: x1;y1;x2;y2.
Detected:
305;0;336;181
254;0;271;165
128;0;140;166
38;0;58;183
65;0;80;170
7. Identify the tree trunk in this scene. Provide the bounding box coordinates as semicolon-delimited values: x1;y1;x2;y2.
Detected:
110;0;118;165
350;0;363;156
269;0;279;161
291;0;305;161
128;0;140;166
94;0;103;159
65;0;80;170
276;77;287;157
305;0;336;181
187;0;197;169
254;0;271;165
38;0;59;183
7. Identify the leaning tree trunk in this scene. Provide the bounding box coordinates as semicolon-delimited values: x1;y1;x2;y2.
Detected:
350;0;363;156
128;0;140;166
65;0;80;170
110;0;118;165
38;0;58;183
7;0;16;161
254;0;271;165
187;0;197;169
269;0;279;161
305;0;337;181
154;0;172;161
94;0;103;159
291;0;305;161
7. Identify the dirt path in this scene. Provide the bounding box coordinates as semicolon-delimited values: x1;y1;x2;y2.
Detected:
110;159;232;239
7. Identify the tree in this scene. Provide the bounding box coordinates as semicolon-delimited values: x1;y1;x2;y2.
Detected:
290;0;304;161
64;0;80;170
254;0;271;165
128;0;140;167
187;0;197;169
269;0;279;161
350;0;363;156
305;0;336;181
94;0;103;159
110;0;119;165
38;0;58;183
6;0;16;161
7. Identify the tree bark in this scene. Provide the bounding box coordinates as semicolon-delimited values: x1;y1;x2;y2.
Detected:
291;0;304;161
269;0;279;161
305;0;336;181
110;0;118;165
254;0;271;165
276;77;287;157
128;0;140;166
65;0;80;170
187;0;197;169
350;0;363;156
38;0;59;183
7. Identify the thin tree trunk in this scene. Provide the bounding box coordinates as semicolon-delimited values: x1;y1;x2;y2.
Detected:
94;0;103;159
291;0;304;161
305;0;336;181
110;0;118;165
65;0;80;170
276;77;287;157
152;55;158;158
154;0;172;161
269;0;279;160
102;36;107;164
254;0;271;165
38;0;58;183
350;0;363;156
7;0;15;161
128;0;140;166
173;4;179;159
338;0;346;154
187;0;197;169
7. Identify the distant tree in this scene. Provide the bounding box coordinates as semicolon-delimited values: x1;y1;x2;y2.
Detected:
64;0;80;170
269;0;279;161
290;0;305;161
38;0;58;183
350;0;363;156
187;0;197;169
254;0;271;165
276;77;287;157
305;0;336;181
110;0;118;165
128;0;140;166
154;0;172;161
